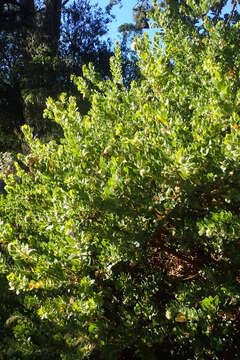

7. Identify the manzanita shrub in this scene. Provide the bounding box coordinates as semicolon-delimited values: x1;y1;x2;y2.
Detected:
0;1;240;359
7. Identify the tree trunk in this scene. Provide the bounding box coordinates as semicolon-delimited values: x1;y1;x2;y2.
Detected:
42;0;62;55
20;0;35;28
0;0;35;31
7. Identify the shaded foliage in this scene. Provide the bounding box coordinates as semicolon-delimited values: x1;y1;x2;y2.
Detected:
0;0;113;150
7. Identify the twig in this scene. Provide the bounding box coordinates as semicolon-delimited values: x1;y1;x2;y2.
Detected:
182;272;200;281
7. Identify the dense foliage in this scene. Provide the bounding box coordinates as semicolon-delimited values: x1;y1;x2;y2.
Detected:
0;0;240;358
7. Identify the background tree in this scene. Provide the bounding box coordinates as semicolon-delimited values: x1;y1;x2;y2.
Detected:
60;1;112;78
0;0;113;151
109;0;152;29
115;0;153;87
42;0;62;55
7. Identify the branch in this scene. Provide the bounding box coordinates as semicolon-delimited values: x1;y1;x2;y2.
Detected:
182;272;201;281
226;0;237;26
62;0;70;8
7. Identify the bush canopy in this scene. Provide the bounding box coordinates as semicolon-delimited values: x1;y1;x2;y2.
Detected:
0;1;240;358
